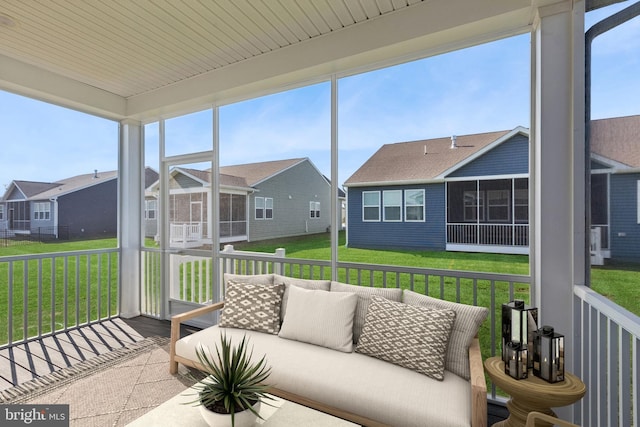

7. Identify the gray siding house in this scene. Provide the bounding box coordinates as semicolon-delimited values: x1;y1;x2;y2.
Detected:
0;170;118;239
344;115;640;263
1;168;158;240
146;158;343;248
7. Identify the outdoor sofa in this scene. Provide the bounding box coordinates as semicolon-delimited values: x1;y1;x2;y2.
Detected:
169;273;489;427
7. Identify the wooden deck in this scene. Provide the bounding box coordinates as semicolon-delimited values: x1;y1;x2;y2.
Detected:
0;315;508;423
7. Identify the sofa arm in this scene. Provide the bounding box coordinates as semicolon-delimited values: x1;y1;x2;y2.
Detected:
169;301;225;374
469;336;487;427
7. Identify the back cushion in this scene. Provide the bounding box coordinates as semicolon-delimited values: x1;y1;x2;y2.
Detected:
330;281;403;344
273;274;331;321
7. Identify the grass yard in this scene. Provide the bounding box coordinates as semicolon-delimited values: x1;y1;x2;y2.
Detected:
234;231;639;316
0;238;118;345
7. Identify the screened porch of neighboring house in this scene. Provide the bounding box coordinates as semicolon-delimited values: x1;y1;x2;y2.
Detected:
1;1;639;427
446;178;529;253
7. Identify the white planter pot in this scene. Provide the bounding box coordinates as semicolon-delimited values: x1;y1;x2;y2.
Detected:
199;401;261;427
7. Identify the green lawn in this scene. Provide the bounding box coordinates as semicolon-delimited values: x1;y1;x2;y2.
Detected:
0;238;119;345
233;232;639;316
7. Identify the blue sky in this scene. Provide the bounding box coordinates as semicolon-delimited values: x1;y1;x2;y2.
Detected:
1;3;637;192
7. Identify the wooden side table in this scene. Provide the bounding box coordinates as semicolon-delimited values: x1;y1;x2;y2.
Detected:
484;357;586;427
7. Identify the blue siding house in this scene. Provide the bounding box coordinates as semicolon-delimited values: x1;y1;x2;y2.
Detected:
344;115;640;263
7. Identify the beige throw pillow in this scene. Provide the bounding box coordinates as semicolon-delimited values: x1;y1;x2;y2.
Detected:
278;286;358;353
273;274;331;321
356;296;456;381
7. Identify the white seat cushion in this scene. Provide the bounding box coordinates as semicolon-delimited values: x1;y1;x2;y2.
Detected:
176;326;472;427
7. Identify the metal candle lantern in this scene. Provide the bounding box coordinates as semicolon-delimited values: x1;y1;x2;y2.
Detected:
502;300;538;367
504;341;528;379
533;325;565;383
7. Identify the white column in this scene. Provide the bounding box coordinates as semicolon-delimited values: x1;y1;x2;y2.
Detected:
118;119;144;318
531;0;585;372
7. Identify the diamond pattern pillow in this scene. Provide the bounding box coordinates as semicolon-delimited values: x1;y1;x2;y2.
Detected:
402;290;488;380
219;281;284;334
356;296;456;381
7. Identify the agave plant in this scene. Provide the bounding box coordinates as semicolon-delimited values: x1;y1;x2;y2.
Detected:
190;333;272;426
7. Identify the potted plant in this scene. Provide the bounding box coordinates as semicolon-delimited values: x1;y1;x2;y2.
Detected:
188;333;273;427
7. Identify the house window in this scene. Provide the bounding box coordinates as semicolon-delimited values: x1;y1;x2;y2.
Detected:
383;190;402;221
255;197;273;220
33;202;50;220
487;190;510;222
464;191;484;222
265;198;273;219
145;200;157;220
0;205;3;220
404;189;425;222
514;189;528;223
637;181;640;224
362;191;380;221
310;201;320;218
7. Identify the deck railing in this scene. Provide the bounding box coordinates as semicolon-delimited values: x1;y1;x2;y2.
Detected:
447;223;529;246
0;248;120;347
573;285;639;427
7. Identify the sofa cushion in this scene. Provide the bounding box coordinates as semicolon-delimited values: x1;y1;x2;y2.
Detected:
223;273;274;287
218;281;284;334
278;286;357;353
403;290;488;380
356;296;456;381
176;325;473;427
330;281;403;344
273;274;331;321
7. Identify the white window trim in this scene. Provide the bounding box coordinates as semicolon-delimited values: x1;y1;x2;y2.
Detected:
0;205;3;221
637;180;640;224
383;190;402;222
487;189;511;222
265;197;273;220
362;191;380;222
34;202;51;221
309;201;320;219
464;191;484;222
255;196;265;220
404;189;425;222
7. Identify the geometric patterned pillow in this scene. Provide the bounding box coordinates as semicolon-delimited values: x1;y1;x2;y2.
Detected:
402;290;488;380
355;296;456;381
219;281;285;335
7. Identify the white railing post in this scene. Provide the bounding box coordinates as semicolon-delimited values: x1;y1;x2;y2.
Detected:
274;248;286;275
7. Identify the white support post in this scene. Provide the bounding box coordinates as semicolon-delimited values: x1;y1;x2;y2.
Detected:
531;2;585;421
118;119;144;318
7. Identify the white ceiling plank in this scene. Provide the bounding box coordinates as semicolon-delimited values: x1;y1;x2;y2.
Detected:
0;0;552;120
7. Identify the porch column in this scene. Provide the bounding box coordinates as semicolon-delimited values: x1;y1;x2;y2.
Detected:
531;0;585;377
118;119;144;318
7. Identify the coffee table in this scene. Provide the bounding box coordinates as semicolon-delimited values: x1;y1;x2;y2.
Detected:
126;384;358;426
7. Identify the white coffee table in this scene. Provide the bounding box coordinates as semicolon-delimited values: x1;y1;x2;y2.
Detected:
126;384;358;427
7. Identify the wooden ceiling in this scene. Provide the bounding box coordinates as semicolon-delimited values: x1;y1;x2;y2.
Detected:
0;0;566;121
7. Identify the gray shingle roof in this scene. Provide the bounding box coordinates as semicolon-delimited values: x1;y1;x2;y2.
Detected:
220;158;305;186
590;115;640;168
344;130;511;186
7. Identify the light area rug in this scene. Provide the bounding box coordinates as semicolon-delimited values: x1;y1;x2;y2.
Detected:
0;336;200;427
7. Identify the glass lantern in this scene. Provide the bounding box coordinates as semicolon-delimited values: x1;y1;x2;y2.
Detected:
533;325;565;383
504;341;528;379
502;300;538;367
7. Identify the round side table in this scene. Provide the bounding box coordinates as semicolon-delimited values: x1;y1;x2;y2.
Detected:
484;357;586;427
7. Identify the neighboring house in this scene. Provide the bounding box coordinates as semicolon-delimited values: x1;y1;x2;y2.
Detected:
344;115;640;263
146;158;344;248
1;168;158;240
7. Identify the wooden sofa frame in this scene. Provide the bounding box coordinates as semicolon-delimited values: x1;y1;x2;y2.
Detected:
169;301;488;427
